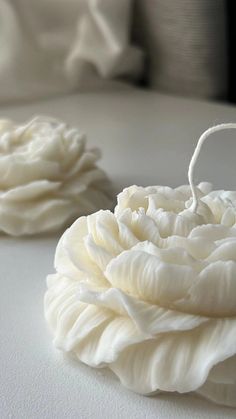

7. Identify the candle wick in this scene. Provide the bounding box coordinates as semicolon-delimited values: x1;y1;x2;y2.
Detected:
188;123;236;213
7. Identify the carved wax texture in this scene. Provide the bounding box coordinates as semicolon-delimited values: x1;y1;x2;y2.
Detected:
0;117;113;235
45;124;236;407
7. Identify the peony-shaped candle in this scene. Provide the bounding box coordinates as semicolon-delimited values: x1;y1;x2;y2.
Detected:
0;117;113;235
45;124;236;407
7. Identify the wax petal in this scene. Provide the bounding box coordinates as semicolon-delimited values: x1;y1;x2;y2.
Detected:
110;319;236;394
105;250;195;305
0;180;61;201
55;218;106;283
77;284;208;335
176;261;236;316
118;209;160;244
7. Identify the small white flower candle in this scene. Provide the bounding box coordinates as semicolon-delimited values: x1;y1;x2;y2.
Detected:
45;124;236;407
0;116;113;235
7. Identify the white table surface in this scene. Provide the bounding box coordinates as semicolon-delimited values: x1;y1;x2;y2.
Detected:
1;89;236;418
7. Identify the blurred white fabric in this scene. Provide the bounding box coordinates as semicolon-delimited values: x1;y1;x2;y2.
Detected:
0;0;143;103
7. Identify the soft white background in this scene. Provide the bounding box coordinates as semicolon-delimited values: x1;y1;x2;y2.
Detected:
0;0;142;103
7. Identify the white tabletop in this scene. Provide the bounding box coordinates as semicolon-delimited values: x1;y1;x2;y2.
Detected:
1;90;236;418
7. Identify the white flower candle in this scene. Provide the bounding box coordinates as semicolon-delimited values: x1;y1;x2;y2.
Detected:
0;116;113;235
45;124;236;407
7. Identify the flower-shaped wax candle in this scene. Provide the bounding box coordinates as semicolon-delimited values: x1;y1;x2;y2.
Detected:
0;117;112;235
45;124;236;407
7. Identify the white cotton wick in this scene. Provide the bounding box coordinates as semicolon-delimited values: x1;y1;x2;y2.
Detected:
188;123;236;213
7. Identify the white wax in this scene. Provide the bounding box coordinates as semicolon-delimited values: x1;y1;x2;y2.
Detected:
0;117;112;235
45;182;236;407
